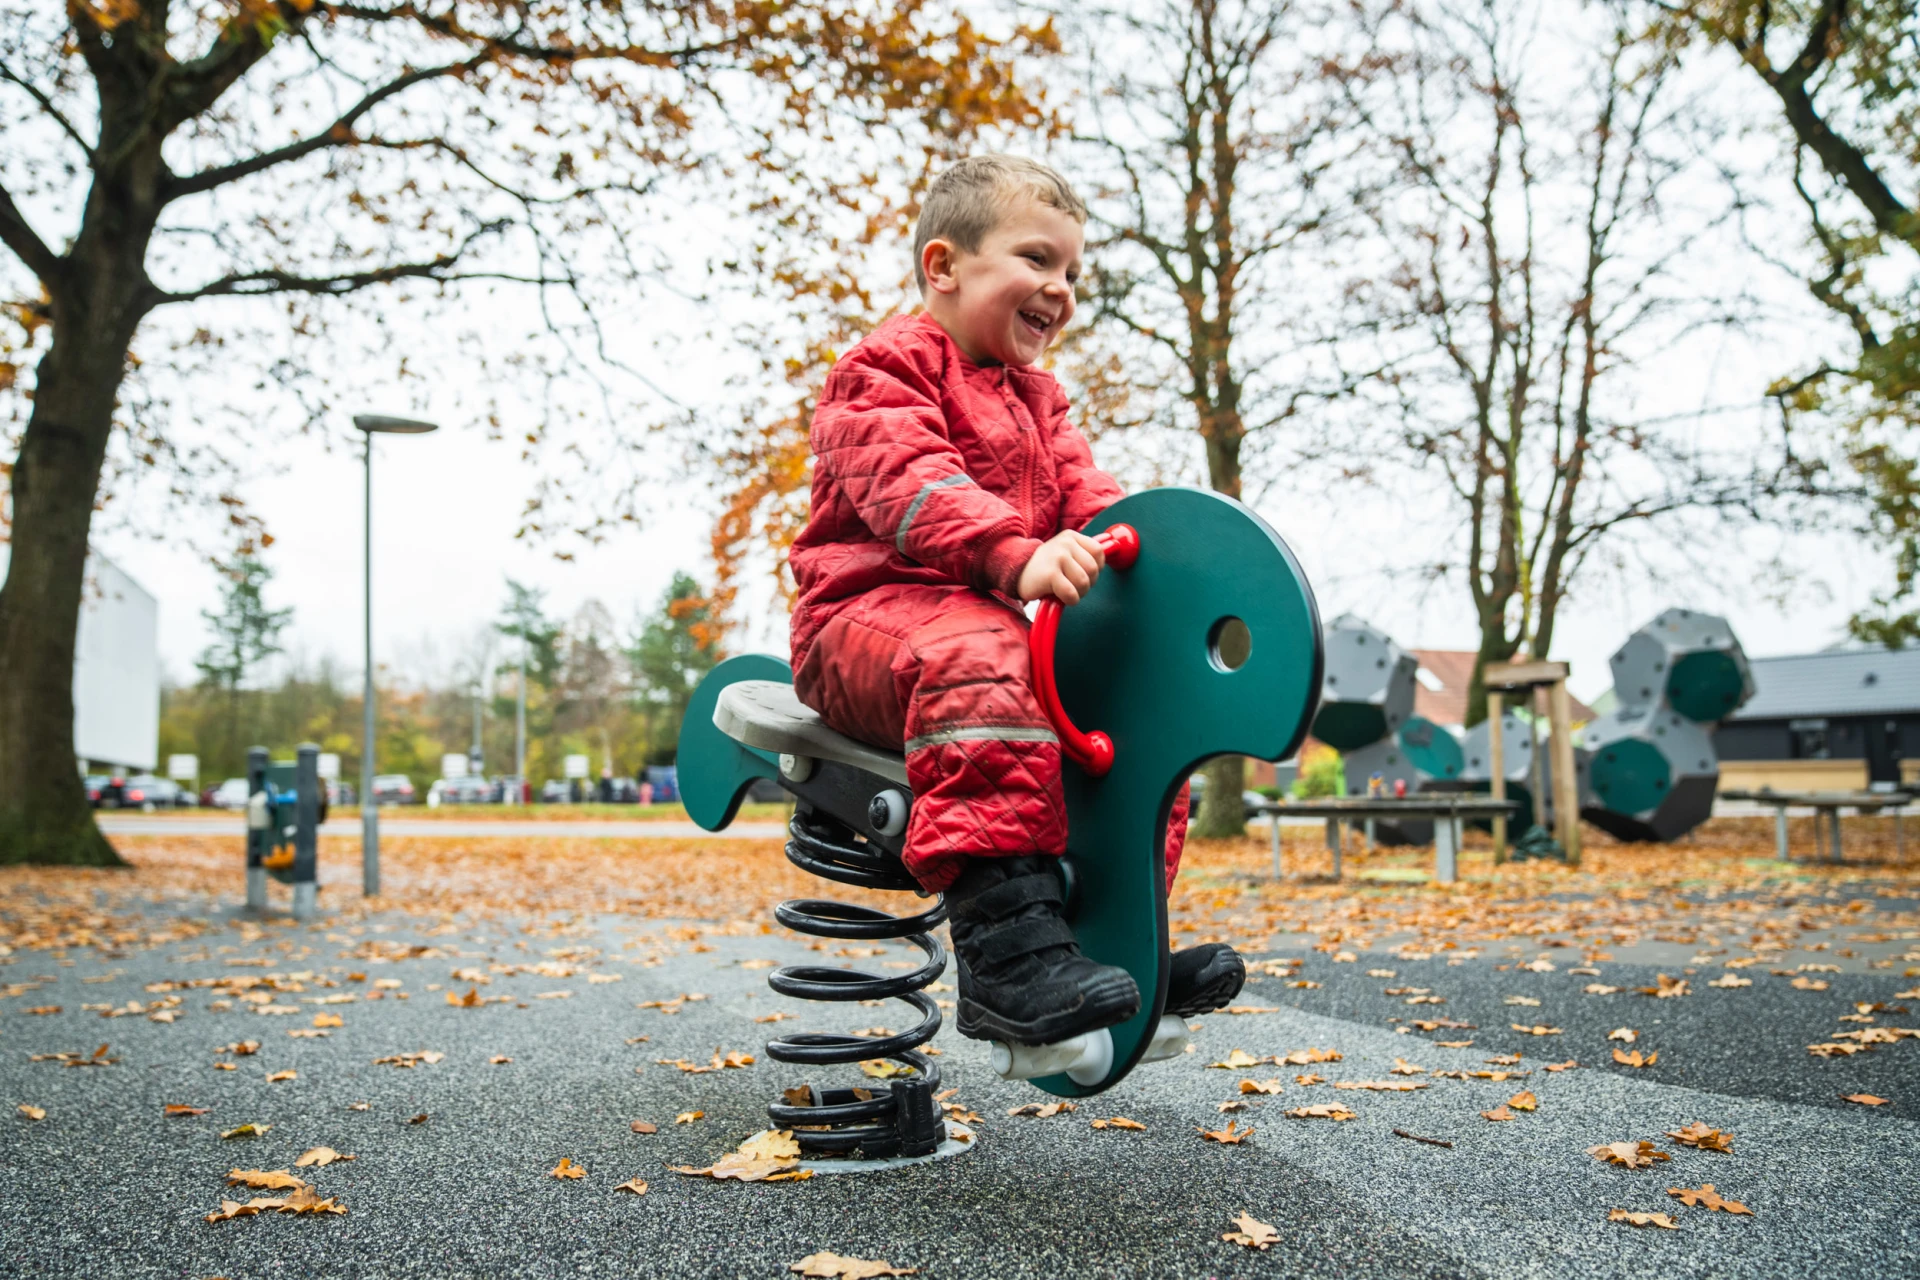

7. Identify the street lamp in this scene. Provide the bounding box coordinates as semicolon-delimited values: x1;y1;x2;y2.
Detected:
354;413;438;897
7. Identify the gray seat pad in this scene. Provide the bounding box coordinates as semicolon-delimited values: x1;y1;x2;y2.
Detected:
713;681;909;787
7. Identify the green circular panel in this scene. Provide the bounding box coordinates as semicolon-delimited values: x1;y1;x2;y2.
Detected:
1397;716;1464;780
1588;738;1671;816
1667;651;1743;722
1313;702;1387;751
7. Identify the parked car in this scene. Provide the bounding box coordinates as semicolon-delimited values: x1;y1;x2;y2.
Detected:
85;775;113;808
204;778;250;809
121;775;189;811
371;774;417;805
426;776;494;807
540;778;570;803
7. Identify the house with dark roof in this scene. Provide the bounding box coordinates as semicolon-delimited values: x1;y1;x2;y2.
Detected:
1713;646;1920;791
1408;649;1597;725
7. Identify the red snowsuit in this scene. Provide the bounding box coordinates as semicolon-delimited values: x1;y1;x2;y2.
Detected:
789;313;1188;893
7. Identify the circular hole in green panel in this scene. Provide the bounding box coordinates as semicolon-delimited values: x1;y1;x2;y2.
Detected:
1208;616;1252;673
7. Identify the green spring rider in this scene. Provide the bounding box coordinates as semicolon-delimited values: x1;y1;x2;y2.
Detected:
678;487;1322;1160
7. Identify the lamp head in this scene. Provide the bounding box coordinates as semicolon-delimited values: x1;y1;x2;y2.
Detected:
353;414;439;435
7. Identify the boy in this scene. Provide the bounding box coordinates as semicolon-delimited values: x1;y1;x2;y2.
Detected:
788;155;1245;1046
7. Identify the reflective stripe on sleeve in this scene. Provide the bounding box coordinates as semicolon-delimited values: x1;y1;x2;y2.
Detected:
904;724;1060;753
895;473;975;554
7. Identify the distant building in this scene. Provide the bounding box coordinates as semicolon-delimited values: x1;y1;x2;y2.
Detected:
1407;649;1597;725
1714;646;1920;791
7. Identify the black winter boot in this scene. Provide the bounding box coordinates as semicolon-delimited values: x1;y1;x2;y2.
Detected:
1164;943;1246;1017
945;855;1140;1045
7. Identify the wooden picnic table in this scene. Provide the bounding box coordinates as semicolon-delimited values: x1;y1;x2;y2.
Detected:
1719;789;1911;863
1248;796;1521;884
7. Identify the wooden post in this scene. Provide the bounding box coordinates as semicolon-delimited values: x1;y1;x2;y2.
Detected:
1529;685;1549;835
1548;679;1581;866
1270;811;1283;879
1488;691;1507;864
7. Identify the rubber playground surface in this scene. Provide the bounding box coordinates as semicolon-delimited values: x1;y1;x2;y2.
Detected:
2;823;1916;1279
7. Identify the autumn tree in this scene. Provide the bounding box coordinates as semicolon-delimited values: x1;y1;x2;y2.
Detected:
1640;0;1920;645
694;21;1061;619
1335;0;1780;724
0;0;1039;864
193;549;292;768
1060;0;1364;835
628;570;722;764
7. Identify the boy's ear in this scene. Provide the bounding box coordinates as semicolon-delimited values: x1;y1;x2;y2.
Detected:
921;237;962;294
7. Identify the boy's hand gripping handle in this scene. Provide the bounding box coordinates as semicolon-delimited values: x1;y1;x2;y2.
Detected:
1028;524;1139;778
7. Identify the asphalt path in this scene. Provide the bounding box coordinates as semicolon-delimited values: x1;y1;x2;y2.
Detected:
3;902;1915;1279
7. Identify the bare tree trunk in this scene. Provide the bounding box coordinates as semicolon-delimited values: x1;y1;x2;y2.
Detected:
1191;402;1250;838
0;311;139;865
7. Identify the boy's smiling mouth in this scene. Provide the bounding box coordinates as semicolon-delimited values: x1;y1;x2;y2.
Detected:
1017;308;1053;337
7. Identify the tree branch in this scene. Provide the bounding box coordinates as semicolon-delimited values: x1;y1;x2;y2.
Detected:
168;60;477;198
0;180;62;286
1752;0;1915;243
151;221;528;305
0;62;96;161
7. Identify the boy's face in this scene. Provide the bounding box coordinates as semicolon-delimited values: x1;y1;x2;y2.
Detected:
923;196;1083;367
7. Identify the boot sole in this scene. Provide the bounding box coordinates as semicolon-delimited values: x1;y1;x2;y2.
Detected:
954;970;1140;1047
1164;953;1246;1018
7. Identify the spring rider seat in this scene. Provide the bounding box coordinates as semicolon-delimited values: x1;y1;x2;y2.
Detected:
678;487;1322;1160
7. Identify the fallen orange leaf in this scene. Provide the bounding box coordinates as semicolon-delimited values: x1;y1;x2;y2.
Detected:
787;1252;917;1278
672;1129;813;1182
675;1111;704;1124
1238;1078;1284;1095
1842;1093;1889;1106
1199;1120;1259;1141
1507;1091;1537;1112
1665;1122;1732;1152
1090;1117;1146;1131
18;1104;46;1120
615;1178;648;1195
1588;1140;1670;1169
1222;1211;1280;1250
295;1147;353;1168
631;1120;659;1134
312;1013;343;1029
1481;1105;1515;1122
1612;1048;1658;1068
1283;1105;1356;1122
164;1104;208;1117
1007;1101;1077;1118
1667;1183;1752;1215
1608;1209;1679;1229
550;1158;586;1180
227;1169;306;1190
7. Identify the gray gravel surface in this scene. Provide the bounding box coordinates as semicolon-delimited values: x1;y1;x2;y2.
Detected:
3;900;1916;1280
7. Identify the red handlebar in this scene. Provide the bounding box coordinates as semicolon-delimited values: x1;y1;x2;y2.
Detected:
1028;524;1139;777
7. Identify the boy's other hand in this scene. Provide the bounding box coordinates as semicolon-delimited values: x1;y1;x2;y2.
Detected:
1017;531;1105;605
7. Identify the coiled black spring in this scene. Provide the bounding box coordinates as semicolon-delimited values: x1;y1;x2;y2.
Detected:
764;810;949;1159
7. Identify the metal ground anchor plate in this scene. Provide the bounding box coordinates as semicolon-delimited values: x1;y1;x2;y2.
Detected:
796;1123;976;1175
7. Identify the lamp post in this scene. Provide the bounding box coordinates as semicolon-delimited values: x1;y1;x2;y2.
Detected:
353;413;438;896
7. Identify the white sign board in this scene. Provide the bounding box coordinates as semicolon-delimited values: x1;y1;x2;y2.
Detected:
72;553;159;770
563;754;590;779
317;753;341;781
167;754;198;782
440;753;469;780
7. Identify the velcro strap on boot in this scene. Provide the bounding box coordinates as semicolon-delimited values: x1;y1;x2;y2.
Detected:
970;870;1065;921
975;916;1078;966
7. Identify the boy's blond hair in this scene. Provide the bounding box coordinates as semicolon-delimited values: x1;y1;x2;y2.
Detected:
913;155;1087;293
